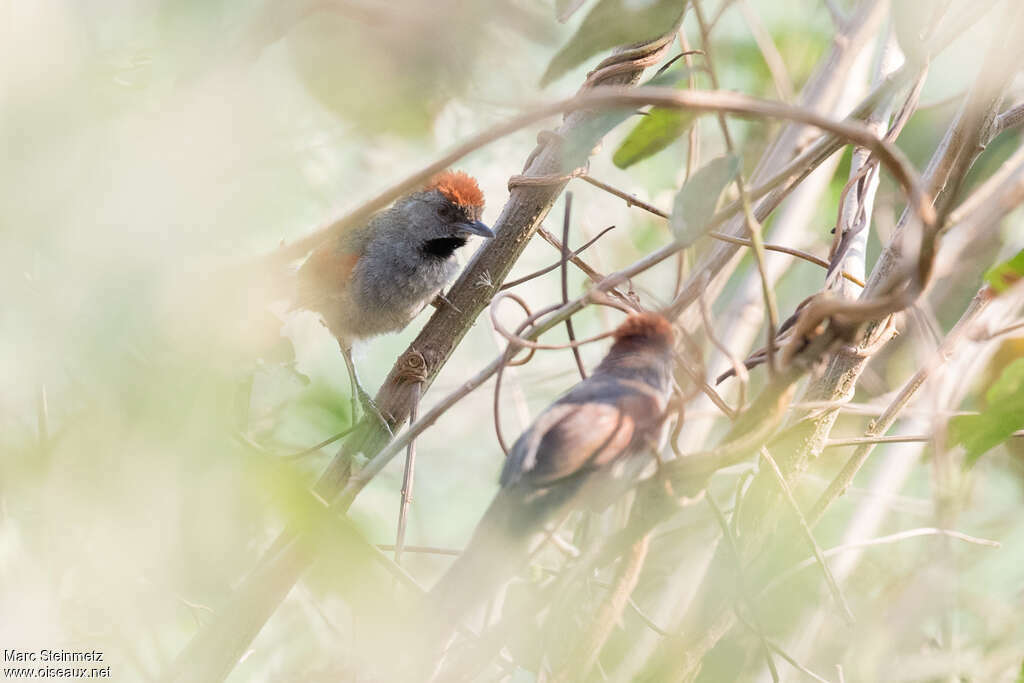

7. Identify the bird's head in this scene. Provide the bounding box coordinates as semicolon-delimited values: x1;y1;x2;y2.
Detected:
598;312;677;383
611;313;675;353
399;170;493;259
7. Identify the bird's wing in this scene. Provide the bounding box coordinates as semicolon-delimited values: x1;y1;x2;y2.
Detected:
292;240;361;313
502;381;665;488
293;214;383;314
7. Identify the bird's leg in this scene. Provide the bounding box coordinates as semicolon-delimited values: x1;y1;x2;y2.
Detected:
339;343;392;436
341;345;361;424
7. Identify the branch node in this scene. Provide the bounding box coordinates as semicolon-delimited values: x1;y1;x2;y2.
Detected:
394;348;431;384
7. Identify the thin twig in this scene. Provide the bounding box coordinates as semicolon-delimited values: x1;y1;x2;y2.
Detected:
732;610;833;683
695;0;782;372
699;273;749;410
282;426;358;460
674;327;738;419
726;474;753;543
490;292;620;351
561;194;588;380
580;172;867;286
492;297;560;455
823;433;1024;448
762;527;1000;596
759;447;855;624
501;225;616;290
708;0;740;31
626;594;670;637
706;492;781;683
977;319;1024;340
394;383;422;564
677;33;702;183
739;0;795;102
675;29;702;297
376;544;461;556
535;226;634;307
995;101;1024;135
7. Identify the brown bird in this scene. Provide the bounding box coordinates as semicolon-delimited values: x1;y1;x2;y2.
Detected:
428;313;676;633
293;170;492;418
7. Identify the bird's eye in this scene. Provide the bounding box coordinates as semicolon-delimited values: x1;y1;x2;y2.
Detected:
438;204;456;220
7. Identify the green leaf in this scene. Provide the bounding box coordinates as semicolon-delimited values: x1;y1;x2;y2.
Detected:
561;108;638;163
608;62;700;168
612;108;696;168
951;358;1024;467
984;248;1024;295
669;154;741;246
541;0;688;87
561;65;697;162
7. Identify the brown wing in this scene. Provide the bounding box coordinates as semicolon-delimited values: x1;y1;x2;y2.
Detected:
527;402;636;486
293;242;360;314
503;388;665;488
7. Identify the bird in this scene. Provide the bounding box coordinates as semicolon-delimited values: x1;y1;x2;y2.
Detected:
293;170;493;420
427;312;676;645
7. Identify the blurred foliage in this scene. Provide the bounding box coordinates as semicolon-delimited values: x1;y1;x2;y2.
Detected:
613;107;698;167
287;1;556;136
985;248;1024;294
2;0;1024;681
669;153;740;244
952;358;1024;467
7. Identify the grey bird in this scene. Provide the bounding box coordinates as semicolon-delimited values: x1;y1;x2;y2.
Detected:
293;170;492;417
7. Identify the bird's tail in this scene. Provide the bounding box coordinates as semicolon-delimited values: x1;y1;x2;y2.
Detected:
429;492;539;627
418;481;585;682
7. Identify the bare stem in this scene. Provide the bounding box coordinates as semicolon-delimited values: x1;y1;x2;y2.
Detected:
394;384;421;564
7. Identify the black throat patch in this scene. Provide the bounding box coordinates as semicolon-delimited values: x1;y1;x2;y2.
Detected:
422;236;467;260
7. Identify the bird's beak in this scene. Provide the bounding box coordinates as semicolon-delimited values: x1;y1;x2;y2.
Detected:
455;220;495;238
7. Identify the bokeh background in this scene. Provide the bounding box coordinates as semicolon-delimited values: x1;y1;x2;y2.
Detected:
2;0;1023;680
